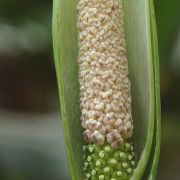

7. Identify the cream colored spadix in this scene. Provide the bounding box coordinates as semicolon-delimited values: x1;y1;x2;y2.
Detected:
77;0;133;149
77;1;135;178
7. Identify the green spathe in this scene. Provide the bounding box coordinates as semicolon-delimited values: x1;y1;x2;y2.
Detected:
52;0;161;179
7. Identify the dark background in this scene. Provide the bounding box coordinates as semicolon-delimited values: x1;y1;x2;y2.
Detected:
0;0;179;179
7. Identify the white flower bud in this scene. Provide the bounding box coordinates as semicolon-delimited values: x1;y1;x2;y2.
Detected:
92;130;105;145
83;129;93;143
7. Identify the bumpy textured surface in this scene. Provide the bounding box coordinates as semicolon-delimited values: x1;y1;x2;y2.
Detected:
83;142;135;180
77;0;133;148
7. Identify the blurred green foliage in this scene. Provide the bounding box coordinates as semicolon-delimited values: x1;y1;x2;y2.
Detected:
0;0;57;112
155;0;180;112
0;0;52;24
155;0;180;64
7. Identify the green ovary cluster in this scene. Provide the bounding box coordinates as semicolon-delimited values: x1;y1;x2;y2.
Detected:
83;142;135;180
